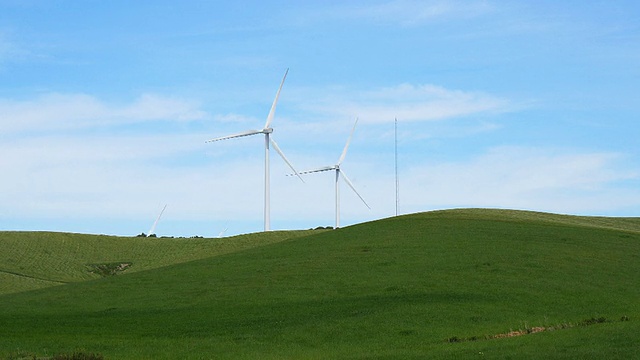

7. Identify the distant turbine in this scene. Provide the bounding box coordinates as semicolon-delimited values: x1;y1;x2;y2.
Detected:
297;118;370;229
206;69;303;232
148;204;167;236
217;227;228;238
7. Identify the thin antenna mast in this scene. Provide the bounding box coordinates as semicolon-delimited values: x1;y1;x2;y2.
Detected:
395;118;399;217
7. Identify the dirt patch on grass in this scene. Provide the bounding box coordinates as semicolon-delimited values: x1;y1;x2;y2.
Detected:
447;316;629;343
492;326;546;339
87;262;132;277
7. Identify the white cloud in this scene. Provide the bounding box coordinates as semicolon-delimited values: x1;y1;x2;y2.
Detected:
0;134;204;217
2;124;639;235
397;146;640;215
2;90;638;236
1;133;205;167
0;93;207;133
294;83;511;124
0;135;293;224
361;84;510;122
213;113;260;124
118;94;206;122
250;146;640;229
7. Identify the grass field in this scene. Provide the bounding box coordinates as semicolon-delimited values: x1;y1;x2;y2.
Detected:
0;229;318;295
1;209;639;359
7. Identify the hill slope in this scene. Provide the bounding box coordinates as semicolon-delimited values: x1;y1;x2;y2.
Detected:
1;209;639;359
0;230;319;295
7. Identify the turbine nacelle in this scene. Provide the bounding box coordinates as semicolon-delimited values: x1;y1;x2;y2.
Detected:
206;69;301;232
292;117;369;229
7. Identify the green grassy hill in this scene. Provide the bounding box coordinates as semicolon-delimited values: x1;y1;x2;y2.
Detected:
1;209;639;359
0;230;319;295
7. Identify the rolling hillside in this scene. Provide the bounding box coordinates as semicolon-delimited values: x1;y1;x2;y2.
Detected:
1;209;639;359
0;229;320;295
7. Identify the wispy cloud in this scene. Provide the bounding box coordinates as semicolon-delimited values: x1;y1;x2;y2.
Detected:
398;146;640;214
2;87;636;235
295;83;512;124
0;131;211;219
0;32;20;67
249;145;640;230
0;93;207;134
212;113;261;124
2;127;638;234
329;0;494;26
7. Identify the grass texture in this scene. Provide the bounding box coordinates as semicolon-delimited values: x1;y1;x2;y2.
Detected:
0;209;639;359
0;230;317;295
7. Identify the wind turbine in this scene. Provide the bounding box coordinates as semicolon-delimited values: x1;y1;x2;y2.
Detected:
297;118;370;229
206;69;303;232
217;227;228;238
148;204;167;237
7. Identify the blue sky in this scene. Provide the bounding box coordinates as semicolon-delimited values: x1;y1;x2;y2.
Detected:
1;1;639;236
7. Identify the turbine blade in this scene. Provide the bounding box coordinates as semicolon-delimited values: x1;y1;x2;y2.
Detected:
206;129;263;143
270;137;304;182
338;117;358;165
340;170;371;209
264;68;289;129
148;204;168;236
218;227;228;238
286;165;336;176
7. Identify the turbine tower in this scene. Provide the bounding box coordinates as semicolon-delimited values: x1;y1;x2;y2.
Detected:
297;118;370;229
206;69;303;232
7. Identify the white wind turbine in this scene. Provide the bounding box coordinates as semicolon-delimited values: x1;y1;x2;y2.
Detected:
148;204;167;237
298;118;370;229
206;69;303;232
